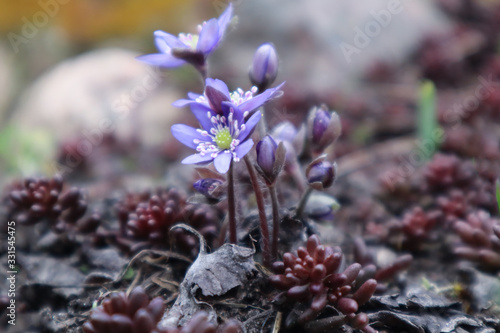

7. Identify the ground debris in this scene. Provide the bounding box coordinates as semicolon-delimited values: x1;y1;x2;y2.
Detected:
18;254;85;299
159;225;257;329
367;287;497;333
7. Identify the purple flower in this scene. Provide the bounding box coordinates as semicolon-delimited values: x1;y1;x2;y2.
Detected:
137;4;233;70
250;43;278;91
306;105;342;153
171;102;261;174
256;136;277;177
306;155;337;190
271;121;304;166
256;135;285;186
193;178;224;200
173;78;285;118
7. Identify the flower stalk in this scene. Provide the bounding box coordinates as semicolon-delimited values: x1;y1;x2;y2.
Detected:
296;187;313;219
269;184;280;260
227;160;237;244
244;155;271;267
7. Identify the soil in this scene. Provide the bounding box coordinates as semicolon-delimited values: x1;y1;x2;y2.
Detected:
1;1;500;333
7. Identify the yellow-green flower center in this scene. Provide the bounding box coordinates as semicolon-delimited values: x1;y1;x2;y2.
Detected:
187;35;199;49
215;129;232;150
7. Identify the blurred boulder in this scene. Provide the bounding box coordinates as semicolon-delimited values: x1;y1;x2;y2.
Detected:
11;48;183;147
212;0;450;95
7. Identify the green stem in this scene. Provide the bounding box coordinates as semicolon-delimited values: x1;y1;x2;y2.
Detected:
227;160;237;244
244;156;271;267
269;184;280;260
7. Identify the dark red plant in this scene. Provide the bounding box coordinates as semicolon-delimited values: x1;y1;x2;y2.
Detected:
8;176;65;225
399;207;443;250
437;189;469;222
270;235;377;332
116;188;219;255
353;237;413;292
83;286;165;333
454;210;500;269
7;175;98;234
424;153;473;191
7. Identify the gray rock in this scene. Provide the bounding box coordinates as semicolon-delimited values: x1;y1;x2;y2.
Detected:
17;254;85;299
11;47;183;149
214;0;449;94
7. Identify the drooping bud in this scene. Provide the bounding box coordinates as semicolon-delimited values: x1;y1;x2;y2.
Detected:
303;192;341;220
255;135;286;186
249;43;279;91
307;105;342;154
306;155;337;190
271;121;305;163
193;178;224;201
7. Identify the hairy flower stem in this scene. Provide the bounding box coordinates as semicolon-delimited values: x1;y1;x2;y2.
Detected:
296;187;313;219
227;161;237;244
258;109;267;137
289;161;306;193
244;156;271;267
269;184;280;260
198;65;207;82
218;216;229;247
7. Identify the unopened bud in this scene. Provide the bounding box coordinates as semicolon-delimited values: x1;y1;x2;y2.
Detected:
306;156;337;190
307;105;342;153
249;43;278;91
271;121;304;167
193;178;224;200
256;135;286;186
257;136;277;177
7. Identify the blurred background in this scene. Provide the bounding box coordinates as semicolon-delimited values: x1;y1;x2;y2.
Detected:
0;0;497;190
0;0;206;185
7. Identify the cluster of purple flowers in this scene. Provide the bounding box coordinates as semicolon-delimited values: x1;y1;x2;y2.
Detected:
139;0;345;255
135;4;377;331
138;3;284;174
171;79;284;173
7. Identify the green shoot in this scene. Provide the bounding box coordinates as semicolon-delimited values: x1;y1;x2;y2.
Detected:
123;267;135;280
418;80;440;160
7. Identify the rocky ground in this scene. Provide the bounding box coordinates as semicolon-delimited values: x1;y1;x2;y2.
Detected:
1;0;500;332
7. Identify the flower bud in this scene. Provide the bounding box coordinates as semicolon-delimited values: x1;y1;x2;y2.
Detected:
303;192;340;220
257;136;277;176
306;156;337;190
249;43;278;91
271;121;305;168
256;135;286;186
307;105;342;153
271;121;297;143
193;178;224;201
